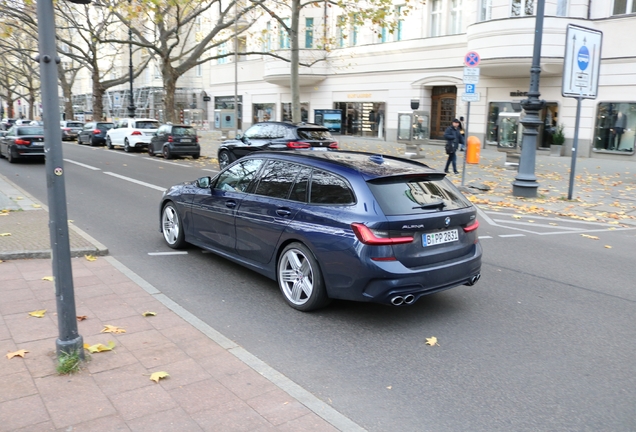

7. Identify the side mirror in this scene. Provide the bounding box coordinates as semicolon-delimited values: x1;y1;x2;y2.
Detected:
236;134;242;140
196;176;212;189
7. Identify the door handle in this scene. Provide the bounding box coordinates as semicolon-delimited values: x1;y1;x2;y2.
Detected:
225;201;237;208
276;208;292;217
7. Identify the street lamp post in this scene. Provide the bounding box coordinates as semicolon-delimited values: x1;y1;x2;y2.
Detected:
512;0;546;198
127;0;136;118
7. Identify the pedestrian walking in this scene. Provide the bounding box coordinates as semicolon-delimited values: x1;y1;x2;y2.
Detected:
444;119;464;174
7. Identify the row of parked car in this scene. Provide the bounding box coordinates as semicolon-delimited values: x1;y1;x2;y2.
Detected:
0;118;201;162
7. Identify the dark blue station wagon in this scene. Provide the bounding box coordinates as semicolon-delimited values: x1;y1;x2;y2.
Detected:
159;151;482;311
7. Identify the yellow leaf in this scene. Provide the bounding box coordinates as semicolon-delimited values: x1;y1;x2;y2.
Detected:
528;220;535;223
76;315;88;321
101;325;126;334
1;209;8;213
32;204;41;208
28;310;47;318
84;255;97;262
386;386;392;390
604;245;612;249
549;223;558;226
580;234;600;240
0;233;11;236
6;349;29;359
16;196;23;200
142;311;157;317
150;371;169;383
425;336;439;346
42;276;54;281
512;215;522;219
85;341;115;353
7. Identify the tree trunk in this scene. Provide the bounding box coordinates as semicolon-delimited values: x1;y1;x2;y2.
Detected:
92;69;105;121
57;64;75;120
163;62;177;123
28;92;36;120
6;94;15;118
290;0;301;123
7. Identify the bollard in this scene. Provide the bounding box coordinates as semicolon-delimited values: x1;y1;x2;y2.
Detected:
466;136;481;164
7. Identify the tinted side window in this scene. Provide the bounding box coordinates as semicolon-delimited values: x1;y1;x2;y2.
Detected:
310;170;355;205
97;123;114;130
289;167;312;202
244;124;262;139
215;159;264;193
173;126;195;136
120;121;128;128
254;161;302;199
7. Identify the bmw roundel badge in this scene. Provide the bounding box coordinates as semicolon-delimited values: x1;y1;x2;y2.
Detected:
444;217;451;226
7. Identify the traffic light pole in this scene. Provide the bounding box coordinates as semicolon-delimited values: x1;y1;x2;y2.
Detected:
36;0;84;358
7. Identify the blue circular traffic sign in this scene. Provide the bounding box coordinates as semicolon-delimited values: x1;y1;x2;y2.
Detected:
465;51;480;67
577;46;590;71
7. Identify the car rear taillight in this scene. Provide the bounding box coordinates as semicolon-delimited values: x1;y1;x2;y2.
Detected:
328;142;339;149
286;141;311;149
168;136;173;142
63;127;70;131
463;220;479;232
15;139;30;145
351;223;414;245
131;131;142;136
93;129;101;134
195;136;199;143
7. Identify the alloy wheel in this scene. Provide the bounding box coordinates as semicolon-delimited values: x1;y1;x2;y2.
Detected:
278;248;314;306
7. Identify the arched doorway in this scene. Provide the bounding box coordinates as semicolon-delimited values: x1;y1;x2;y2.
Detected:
430;86;457;140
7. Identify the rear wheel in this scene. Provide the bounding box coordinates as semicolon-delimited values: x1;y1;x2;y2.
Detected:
218;149;235;169
148;144;154;156
277;243;330;311
162;146;172;159
162;202;185;249
7;148;16;163
124;139;131;152
192;153;200;160
106;137;114;149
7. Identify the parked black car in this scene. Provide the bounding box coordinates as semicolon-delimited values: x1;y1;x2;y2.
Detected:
60;120;84;141
148;124;200;159
0;125;45;163
217;122;338;169
78;122;115;146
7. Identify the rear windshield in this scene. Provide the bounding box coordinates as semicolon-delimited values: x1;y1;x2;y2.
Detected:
173;126;196;136
136;121;160;129
97;123;114;130
368;177;472;215
297;128;332;140
18;127;44;135
67;122;83;128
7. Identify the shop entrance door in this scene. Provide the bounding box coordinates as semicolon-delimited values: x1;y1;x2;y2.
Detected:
431;86;457;140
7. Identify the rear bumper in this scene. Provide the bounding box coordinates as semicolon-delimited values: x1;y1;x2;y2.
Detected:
166;144;200;155
11;146;45;158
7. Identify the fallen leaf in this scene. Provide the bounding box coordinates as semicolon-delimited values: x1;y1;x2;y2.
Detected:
150;371;169;383
101;325;126;334
84;255;97;262
549;223;558;226
42;276;54;281
84;341;116;353
604;245;612;249
16;196;23;200
528;220;535;223
32;204;41;208
580;234;600;240
512;215;522;219
0;233;11;237
386;386;392;390
425;336;439;346
76;315;87;321
6;349;29;359
142;311;157;317
28;310;47;318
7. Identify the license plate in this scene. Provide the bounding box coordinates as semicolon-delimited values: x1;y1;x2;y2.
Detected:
30;142;44;147
312;146;327;151
423;229;458;247
181;138;191;143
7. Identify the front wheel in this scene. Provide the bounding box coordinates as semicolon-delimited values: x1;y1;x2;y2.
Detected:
277;243;330;311
124;139;131;152
148;144;154;156
162;146;172;159
161;202;186;249
106;137;114;149
218;149;235;169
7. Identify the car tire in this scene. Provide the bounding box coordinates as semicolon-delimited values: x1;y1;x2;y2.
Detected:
218;149;235;169
106;137;114;149
147;144;154;156
161;202;186;249
277;242;331;311
124;139;131;152
89;137;96;147
7;148;15;163
192;153;200;160
162;146;172;159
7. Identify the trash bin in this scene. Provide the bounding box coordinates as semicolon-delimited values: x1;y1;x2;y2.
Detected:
466;136;481;164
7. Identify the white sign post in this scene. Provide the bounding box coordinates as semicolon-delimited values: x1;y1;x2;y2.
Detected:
461;53;480;185
562;25;603;199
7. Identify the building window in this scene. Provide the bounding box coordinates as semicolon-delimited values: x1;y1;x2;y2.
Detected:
613;0;636;14
153;64;161;79
431;0;442;37
279;18;291;49
479;0;492;21
336;15;346;48
264;22;272;52
380;25;388;43
253;103;275;123
282;102;309;122
593;102;635;154
305;18;314;48
486;102;523;143
450;0;463;34
511;0;535;16
352;14;359;46
195;63;202;77
556;0;568;16
333;102;386;139
396;6;405;41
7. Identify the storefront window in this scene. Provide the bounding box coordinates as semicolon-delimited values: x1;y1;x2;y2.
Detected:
593;103;636;154
253;103;275;123
214;96;242;130
486;102;522;144
333;102;385;138
282;103;309;122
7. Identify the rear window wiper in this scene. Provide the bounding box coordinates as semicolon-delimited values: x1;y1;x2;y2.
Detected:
412;201;446;210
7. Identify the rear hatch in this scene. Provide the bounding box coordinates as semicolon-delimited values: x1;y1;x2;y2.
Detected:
366;174;478;268
135;120;160;136
171;126;197;146
16;127;45;148
96;123;114;136
294;128;338;151
66;122;84;134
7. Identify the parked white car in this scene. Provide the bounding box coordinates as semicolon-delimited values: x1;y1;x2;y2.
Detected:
106;118;160;152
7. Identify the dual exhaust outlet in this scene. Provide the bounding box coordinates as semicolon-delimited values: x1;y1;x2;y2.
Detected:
390;273;481;306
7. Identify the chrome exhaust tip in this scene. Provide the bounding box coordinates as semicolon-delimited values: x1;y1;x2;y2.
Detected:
466;273;481;286
403;294;415;305
391;296;404;306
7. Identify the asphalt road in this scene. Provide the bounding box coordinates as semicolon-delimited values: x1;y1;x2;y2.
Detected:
2;143;635;432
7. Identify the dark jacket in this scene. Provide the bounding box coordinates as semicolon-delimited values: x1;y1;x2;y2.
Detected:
444;125;465;153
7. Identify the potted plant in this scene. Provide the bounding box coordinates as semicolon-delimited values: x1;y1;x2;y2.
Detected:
551;123;565;156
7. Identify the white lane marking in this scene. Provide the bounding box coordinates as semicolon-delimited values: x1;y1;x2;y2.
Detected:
145;157;192;167
538;226;636;236
63;159;102;171
475;205;496;226
484;211;619;227
499;234;526;238
492;219;584;231
103;172;166;192
478;236;493;239
148;251;188;256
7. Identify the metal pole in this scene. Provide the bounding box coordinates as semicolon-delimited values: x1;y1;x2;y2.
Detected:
234;2;238;137
128;0;136;118
35;0;83;358
567;96;582;200
461;102;470;186
512;0;546;198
